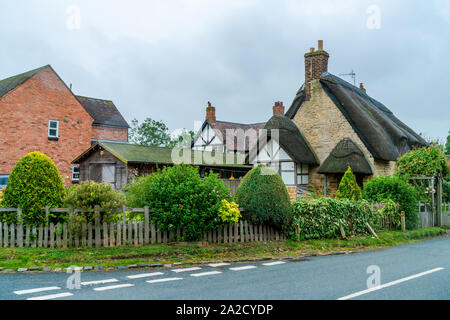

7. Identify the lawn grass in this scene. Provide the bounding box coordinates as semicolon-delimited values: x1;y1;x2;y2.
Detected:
0;227;446;270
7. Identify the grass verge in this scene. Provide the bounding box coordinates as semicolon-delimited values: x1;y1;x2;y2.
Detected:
0;227;447;270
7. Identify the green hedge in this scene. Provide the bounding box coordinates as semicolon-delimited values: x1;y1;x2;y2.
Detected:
292;198;374;240
1;152;65;225
363;175;418;230
235;165;294;233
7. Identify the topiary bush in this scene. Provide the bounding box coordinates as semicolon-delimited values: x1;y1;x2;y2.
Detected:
64;181;126;223
292;198;374;240
363;175;419;229
235;165;293;233
336;166;362;200
443;180;450;203
1;152;65;225
125;164;231;241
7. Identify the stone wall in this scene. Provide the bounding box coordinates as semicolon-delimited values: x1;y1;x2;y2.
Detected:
286;186;297;201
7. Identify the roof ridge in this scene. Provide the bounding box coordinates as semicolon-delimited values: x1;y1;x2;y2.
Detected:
76;95;113;102
0;65;50;99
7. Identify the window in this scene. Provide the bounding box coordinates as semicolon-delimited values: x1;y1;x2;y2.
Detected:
280;161;295;185
0;174;9;189
48;120;59;139
72;166;80;183
297;164;309;185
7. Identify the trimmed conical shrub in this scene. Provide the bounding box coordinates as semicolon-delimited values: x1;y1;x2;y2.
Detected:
1;152;65;225
235;164;293;231
336;166;362;201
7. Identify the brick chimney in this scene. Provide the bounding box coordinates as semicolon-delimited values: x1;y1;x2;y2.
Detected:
205;101;216;123
273;101;285;116
359;83;366;93
304;40;329;94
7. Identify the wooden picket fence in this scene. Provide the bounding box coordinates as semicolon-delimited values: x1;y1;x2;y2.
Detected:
0;206;285;248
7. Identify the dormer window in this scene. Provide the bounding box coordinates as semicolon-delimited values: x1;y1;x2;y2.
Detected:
48;120;59;140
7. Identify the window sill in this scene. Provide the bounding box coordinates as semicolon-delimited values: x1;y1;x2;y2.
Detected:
48;136;59;141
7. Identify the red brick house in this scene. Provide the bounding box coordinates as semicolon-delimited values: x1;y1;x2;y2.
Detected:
0;65;129;187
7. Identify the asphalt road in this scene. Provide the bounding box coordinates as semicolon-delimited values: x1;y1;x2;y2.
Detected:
1;237;449;300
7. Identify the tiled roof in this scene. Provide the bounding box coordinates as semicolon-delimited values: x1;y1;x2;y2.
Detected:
76;96;129;128
0;65;49;99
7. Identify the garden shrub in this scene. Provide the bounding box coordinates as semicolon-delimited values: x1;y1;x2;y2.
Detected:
369;200;401;231
64;181;126;223
363;175;419;229
336;166;362;200
1;152;65;225
292;198;374;240
396;146;450;179
125;164;231;241
235;165;294;233
217;199;241;224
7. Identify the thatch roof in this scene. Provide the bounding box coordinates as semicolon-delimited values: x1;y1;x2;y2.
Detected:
72;141;251;169
285;73;428;161
248;115;319;165
318;138;373;175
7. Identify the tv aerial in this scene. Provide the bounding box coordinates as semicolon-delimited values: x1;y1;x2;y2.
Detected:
339;69;356;86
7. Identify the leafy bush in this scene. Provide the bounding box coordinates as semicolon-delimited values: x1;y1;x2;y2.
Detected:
64;181;126;223
125;164;231;241
0;152;65;225
370;200;401;231
217;199;241;224
363;175;419;229
443;180;450;203
235;165;294;233
396;146;450;179
336;167;362;200
292;198;374;240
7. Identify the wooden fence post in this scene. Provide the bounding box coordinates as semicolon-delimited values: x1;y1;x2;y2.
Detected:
122;205;127;243
95;205;101;248
401;211;406;232
0;222;2;247
144;206;149;245
3;223;8;247
17;208;23;247
45;206;49;224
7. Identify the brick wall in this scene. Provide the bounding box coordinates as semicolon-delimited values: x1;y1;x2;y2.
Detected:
92;125;128;142
0;66;94;186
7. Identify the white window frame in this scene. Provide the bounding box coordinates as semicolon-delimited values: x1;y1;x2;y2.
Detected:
48;120;59;139
72;166;80;182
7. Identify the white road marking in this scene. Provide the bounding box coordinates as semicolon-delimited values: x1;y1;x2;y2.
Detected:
263;261;286;266
190;271;222;277
338;267;445;300
93;283;134;291
127;272;164;279
209;263;230;268
27;292;73;300
172;267;202;273
230;266;257;271
81;278;118;286
146;277;183;284
14;286;61;295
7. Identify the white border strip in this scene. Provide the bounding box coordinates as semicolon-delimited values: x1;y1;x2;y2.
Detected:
190;271;222;277
27;292;73;300
81;279;118;286
338;267;444;300
209;263;230;268
263;261;286;266
147;277;183;284
94;283;134;291
230;266;257;271
172;267;202;273
127;272;164;279
14;286;61;295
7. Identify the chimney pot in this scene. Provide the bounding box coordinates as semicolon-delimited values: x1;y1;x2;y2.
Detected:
273;101;285;116
304;40;330;95
318;40;323;51
310;48;315;53
359;83;366;93
206;101;216;123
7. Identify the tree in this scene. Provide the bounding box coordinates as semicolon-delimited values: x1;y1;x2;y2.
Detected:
336;167;362;201
128;118;171;147
446;131;450;155
168;129;195;148
1;152;65;225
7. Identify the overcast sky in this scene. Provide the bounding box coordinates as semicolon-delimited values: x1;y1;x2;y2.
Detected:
1;0;449;141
